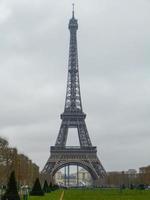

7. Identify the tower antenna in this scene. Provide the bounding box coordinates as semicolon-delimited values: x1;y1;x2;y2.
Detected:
72;3;75;18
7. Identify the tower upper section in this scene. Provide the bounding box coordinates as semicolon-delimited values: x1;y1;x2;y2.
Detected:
63;7;84;115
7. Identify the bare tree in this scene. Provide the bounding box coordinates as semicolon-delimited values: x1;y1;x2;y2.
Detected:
0;137;39;187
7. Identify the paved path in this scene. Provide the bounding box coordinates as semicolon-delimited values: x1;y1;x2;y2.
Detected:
60;191;64;200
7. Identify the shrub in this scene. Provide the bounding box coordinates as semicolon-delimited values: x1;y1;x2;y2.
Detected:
30;178;44;196
2;171;20;200
43;180;49;193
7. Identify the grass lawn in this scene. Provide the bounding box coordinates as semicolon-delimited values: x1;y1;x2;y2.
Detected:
28;189;150;200
28;190;62;200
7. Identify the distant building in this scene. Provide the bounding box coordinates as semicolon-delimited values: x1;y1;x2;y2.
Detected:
106;169;137;187
78;168;92;185
126;169;137;179
55;168;92;186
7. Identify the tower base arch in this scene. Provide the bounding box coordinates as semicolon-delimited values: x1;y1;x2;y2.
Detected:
41;146;106;187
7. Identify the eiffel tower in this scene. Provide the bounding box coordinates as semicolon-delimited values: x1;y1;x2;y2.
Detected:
42;6;106;186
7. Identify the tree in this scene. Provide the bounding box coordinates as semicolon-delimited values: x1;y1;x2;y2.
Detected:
0;137;39;187
2;171;20;200
30;178;44;196
43;180;49;193
0;138;17;184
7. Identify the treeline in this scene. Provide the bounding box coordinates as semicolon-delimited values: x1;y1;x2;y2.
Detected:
139;166;150;185
0;137;39;187
106;170;150;188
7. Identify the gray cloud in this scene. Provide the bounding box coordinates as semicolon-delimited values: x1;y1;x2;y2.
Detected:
0;0;150;172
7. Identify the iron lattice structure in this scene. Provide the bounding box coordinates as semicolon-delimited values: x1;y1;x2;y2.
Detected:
42;9;106;185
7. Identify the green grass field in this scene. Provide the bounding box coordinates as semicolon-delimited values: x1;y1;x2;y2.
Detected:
28;190;62;200
29;189;150;200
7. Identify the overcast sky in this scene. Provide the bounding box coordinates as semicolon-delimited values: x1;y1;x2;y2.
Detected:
0;0;150;172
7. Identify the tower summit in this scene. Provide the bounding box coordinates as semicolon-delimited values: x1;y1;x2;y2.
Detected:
42;8;106;186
